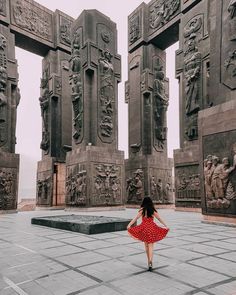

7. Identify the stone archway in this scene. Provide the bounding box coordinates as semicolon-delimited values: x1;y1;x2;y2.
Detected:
0;0;73;211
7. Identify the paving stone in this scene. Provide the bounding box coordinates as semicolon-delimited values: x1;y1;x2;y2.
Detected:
0;209;236;295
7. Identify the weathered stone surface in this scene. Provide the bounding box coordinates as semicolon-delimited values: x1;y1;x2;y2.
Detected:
199;100;236;218
31;215;130;234
66;10;124;208
0;151;19;210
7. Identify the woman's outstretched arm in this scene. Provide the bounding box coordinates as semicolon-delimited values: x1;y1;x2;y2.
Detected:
154;211;169;229
127;210;142;229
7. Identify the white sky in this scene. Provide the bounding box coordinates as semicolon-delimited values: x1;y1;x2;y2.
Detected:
15;0;179;199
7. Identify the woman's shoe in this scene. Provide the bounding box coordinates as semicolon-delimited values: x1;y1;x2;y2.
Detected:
148;261;153;271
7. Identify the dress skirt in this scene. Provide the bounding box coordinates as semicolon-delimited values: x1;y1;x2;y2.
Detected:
128;216;169;243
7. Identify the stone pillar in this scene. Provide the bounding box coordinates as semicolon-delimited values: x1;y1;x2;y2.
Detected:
36;10;73;208
0;24;20;212
199;0;236;222
174;0;210;209
125;41;173;205
65;10;124;207
36;49;72;207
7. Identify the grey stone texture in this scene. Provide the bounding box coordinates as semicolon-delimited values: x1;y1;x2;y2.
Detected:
31;215;131;234
66;10;124;208
126;3;175;204
0;0;74;210
1;208;236;294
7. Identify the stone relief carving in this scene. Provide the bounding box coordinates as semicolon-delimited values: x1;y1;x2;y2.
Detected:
129;12;141;45
39;66;50;154
0;0;6;16
37;177;51;201
204;150;236;209
176;170;200;201
101;30;111;44
66;169;87;206
153;57;169;150
150;175;171;203
224;50;236;78
149;0;180;31
93;164;121;205
0;66;7;147
126;169;143;203
98;49;114;140
228;0;236;19
12;0;52;41
183;16;203;141
60;16;72;46
0;168;16;210
70;29;83;143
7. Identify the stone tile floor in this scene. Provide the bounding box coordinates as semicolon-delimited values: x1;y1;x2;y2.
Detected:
0;209;236;295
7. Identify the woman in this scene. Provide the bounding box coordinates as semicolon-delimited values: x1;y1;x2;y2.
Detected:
127;196;169;271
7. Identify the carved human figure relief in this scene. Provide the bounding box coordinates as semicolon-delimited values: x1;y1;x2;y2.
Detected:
39;66;50;153
66;168;87;206
153;57;169;149
204;151;236;209
70;30;83;143
93;164;121;205
126;169;143;203
0;34;7;148
98;49;115;140
149;0;180;31
12;0;52;41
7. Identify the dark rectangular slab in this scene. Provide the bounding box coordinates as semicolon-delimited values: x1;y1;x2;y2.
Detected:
31;215;131;234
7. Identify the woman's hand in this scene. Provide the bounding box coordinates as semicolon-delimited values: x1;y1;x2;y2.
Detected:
127;225;131;230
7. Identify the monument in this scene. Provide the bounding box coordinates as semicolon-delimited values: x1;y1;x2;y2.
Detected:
65;10;125;207
0;0;73;210
125;2;175;205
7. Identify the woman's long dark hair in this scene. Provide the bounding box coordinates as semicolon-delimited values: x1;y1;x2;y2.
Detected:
140;196;156;217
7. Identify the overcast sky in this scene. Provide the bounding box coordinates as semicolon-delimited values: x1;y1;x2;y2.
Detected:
15;0;179;199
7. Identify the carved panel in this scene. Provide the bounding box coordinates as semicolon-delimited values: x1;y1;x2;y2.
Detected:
152;56;169;151
0;33;7;148
0;168;17;210
11;0;53;42
70;27;83;144
203;131;236;214
39;63;50;154
59;15;72;46
92;163;122;205
98;49;115;143
175;165;201;203
183;15;203;141
0;0;6;16
149;0;180;34
222;0;236;89
149;168;173;203
126;169;144;204
129;10;142;45
37;176;52;206
66;164;87;206
97;23;114;54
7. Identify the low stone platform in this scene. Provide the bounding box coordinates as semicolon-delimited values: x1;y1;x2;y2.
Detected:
31;214;131;234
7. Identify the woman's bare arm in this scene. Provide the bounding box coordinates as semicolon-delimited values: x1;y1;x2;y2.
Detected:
127;210;142;229
154;211;169;228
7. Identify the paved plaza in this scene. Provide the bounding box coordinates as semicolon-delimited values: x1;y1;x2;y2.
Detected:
0;209;236;295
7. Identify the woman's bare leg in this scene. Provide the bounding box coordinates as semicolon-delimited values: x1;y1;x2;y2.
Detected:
144;242;149;264
148;243;154;267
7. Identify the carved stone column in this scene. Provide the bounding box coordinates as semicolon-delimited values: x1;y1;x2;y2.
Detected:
174;0;209;209
0;24;20;212
65;10;124;208
36;49;72;207
125;42;173;205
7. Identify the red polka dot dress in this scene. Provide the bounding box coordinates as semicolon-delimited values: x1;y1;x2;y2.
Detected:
128;216;169;243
